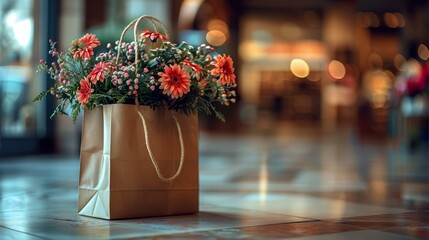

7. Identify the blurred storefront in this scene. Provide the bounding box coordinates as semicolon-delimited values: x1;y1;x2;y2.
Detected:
0;0;59;155
1;0;428;156
172;0;428;148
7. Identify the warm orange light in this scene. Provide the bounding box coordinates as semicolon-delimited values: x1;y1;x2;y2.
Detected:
368;52;383;69
239;41;264;60
384;12;399;28
208;19;229;37
406;58;421;75
206;19;229;47
384;70;395;82
290;59;310;78
362;12;379;27
394;12;406;27
206;30;226;46
328;60;346;80
418;44;429;61
363;71;392;109
394;54;406;71
371;93;387;108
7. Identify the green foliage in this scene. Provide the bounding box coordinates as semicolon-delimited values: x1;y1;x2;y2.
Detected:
33;90;50;102
35;30;237;123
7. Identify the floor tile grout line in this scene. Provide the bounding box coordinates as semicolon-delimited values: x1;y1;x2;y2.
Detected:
322;210;423;222
129;219;429;239
142;219;322;238
319;211;429;234
200;204;328;222
0;225;52;240
206;205;413;224
376;225;429;239
199;203;324;221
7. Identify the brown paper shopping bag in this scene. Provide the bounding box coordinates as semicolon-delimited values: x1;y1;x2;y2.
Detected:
78;104;199;219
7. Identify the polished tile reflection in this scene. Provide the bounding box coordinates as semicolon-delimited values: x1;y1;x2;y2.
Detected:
0;127;428;239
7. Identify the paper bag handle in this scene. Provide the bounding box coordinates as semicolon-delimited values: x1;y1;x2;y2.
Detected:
116;15;170;107
117;17;182;182
137;109;185;182
115;15;169;66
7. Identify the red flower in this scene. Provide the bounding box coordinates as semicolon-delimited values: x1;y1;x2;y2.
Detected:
87;62;111;84
183;58;203;80
158;64;191;99
81;33;100;49
76;79;93;105
72;34;100;60
210;54;236;86
141;30;168;42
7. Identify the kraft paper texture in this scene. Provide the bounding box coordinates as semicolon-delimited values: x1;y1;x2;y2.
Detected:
78;104;199;219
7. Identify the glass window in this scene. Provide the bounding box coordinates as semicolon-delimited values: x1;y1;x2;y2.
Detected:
0;0;36;137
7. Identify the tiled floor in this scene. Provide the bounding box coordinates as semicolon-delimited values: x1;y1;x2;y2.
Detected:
0;124;428;239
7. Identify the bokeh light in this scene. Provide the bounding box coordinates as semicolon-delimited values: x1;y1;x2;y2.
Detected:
384;12;399;28
418;43;429;61
290;59;310;78
206;30;226;46
368;52;383;69
394;54;406;71
328;60;346;80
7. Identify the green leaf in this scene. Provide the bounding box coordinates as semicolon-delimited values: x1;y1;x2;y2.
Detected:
71;104;81;123
50;99;68;119
33;90;50;102
214;110;225;122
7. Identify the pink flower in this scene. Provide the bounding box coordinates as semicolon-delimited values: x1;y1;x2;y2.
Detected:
158;64;191;99
87;62;111;84
75;79;93;105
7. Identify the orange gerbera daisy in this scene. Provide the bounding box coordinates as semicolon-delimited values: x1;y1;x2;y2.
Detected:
71;34;100;60
210;54;235;86
81;34;101;48
76;79;93;105
87;62;111;84
158;64;191;99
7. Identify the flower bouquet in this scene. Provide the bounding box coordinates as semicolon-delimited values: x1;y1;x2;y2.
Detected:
34;16;236;219
34;17;236;122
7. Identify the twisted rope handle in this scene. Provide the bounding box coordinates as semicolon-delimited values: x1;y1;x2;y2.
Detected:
116;16;182;182
137;109;185;182
115;15;170;66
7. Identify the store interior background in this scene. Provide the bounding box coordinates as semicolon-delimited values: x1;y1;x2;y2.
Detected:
0;0;428;158
0;0;428;238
